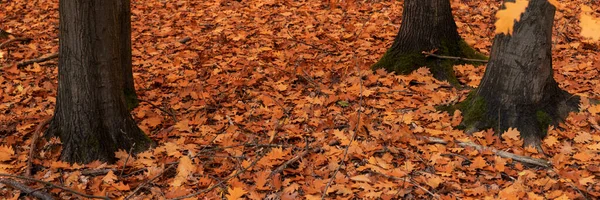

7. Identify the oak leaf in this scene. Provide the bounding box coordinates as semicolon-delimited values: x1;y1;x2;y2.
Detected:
495;0;529;35
0;145;14;161
226;187;247;200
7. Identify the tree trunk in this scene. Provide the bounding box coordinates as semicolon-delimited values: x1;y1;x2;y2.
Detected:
118;0;139;110
372;0;486;84
48;0;153;164
460;0;579;148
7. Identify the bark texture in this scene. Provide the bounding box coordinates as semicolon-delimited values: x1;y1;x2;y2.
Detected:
372;0;485;83
48;0;153;164
118;0;139;110
462;0;578;147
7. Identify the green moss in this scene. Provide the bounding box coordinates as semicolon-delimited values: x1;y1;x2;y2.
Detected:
536;110;552;133
459;91;488;130
371;50;424;75
124;89;139;111
371;39;486;86
457;40;489;66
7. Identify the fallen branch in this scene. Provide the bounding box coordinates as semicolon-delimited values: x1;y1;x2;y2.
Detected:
422;52;488;63
26;117;52;177
0;173;109;200
371;172;439;199
0;37;32;49
0;178;55;200
17;52;59;67
423;136;551;168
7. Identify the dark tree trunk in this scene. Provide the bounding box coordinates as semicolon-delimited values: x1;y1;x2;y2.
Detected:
372;0;486;84
118;0;139;110
48;0;153;164
461;0;578;148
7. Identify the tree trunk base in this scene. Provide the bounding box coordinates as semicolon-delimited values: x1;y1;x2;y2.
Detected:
372;40;487;86
453;88;579;149
45;117;154;164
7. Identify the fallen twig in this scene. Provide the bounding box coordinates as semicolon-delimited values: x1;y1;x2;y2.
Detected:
269;139;311;178
322;54;365;199
168;148;268;200
0;37;32;49
0;178;55;200
126;143;280;199
422;52;488;63
371;172;439;199
26;117;52;177
17;52;58;67
423;136;551;168
137;98;178;122
0;173;109;200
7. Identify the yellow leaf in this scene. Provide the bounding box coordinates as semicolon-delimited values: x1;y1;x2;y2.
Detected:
0;145;14;161
226;187;247;200
543;135;558;147
102;170;117;184
171;156;195;187
502;128;521;141
579;175;595;186
495;0;529;35
350;174;371;182
580;7;600;41
426;176;442;188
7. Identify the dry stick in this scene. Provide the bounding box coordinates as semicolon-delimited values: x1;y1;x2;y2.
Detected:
17;52;59;67
422;52;489;63
0;178;55;200
120;143;136;177
423;136;551;168
125;143;280;199
168;149;268;200
137;98;178;122
269;141;311;178
0;173;109;200
371;172;439;199
321;58;364;199
0;37;32;49
26;117;52;177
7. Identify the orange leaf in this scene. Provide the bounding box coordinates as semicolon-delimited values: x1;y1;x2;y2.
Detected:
102;170;117;184
226;187;247;200
502;128;521;141
0;145;14;161
495;0;529;35
580;6;600;41
171;156;195;187
350;174;371;183
471;156;487;169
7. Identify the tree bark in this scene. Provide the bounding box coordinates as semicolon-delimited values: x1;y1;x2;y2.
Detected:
461;0;579;147
118;0;139;110
48;0;153;164
372;0;486;84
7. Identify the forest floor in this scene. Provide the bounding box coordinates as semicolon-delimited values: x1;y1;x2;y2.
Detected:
2;0;600;199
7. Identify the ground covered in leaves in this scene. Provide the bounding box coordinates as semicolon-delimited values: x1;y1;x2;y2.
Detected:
2;0;600;199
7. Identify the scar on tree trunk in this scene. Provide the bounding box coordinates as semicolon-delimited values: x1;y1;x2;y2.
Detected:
449;0;580;149
371;0;487;85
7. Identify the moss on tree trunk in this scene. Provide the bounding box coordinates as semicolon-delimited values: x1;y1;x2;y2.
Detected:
371;0;487;85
